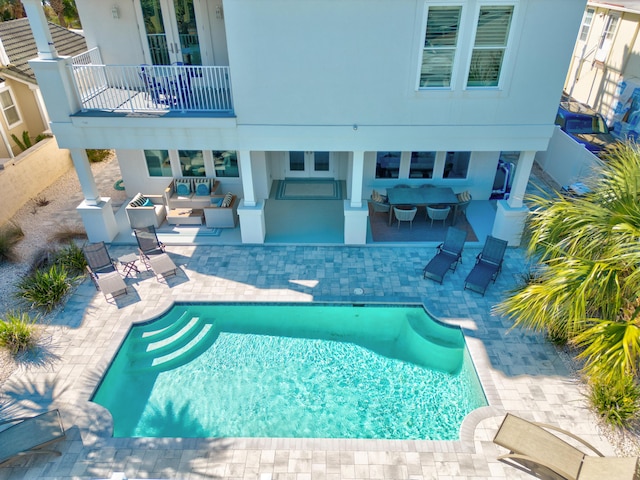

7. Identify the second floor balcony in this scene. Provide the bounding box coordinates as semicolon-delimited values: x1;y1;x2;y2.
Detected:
69;49;234;116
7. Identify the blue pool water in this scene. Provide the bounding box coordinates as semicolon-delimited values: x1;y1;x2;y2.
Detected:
92;303;486;439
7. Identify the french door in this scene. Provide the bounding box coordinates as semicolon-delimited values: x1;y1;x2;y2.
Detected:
138;0;203;65
286;151;334;177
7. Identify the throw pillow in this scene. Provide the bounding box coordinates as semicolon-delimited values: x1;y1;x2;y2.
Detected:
372;190;382;203
129;193;146;208
221;192;233;208
176;179;191;196
457;191;471;202
142;197;154;207
211;197;224;207
195;179;211;196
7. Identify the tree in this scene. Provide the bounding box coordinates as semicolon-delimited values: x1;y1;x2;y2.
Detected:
0;0;25;20
48;0;66;27
495;141;640;385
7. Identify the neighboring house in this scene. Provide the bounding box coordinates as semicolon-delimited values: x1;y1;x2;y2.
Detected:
564;1;640;139
0;18;87;158
20;0;585;246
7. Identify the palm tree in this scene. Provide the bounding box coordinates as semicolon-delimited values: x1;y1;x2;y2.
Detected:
48;0;67;27
495;141;640;384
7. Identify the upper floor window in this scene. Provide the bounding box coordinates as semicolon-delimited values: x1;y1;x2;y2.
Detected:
0;89;21;127
595;12;620;62
419;6;462;88
144;149;172;177
467;6;514;88
579;8;595;42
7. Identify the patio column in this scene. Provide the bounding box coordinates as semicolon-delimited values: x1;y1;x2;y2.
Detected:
492;150;534;247
344;151;368;245
71;149;119;243
21;0;59;59
237;150;266;243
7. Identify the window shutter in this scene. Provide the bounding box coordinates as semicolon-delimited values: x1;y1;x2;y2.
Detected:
420;6;462;88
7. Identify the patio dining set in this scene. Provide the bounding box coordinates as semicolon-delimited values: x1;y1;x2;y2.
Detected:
370;185;472;229
82;225;180;301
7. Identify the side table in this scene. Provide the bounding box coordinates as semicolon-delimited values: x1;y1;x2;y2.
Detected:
118;253;140;277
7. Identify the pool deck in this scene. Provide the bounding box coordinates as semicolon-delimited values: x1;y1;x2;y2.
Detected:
0;162;623;480
0;243;619;480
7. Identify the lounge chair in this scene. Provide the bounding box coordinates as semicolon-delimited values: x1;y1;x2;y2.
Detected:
0;410;66;465
423;227;467;283
83;242;128;299
493;413;639;480
133;226;179;280
464;235;508;295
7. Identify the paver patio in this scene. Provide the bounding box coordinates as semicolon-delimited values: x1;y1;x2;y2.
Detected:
0;159;625;479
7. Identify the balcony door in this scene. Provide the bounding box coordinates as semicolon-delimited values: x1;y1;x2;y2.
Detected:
286;151;334;178
138;0;203;65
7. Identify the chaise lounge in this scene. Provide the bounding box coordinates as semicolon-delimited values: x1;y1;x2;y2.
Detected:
0;410;66;465
133;225;179;280
493;413;639;479
423;227;467;283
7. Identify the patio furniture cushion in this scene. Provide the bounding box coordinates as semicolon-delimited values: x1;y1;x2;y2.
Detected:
194;178;211;196
371;190;386;203
457;190;471;202
221;192;233;207
129;193;148;207
175;179;191;196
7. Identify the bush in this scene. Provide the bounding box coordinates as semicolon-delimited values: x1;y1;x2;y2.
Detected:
86;149;112;163
0;223;24;263
16;264;74;312
54;243;87;276
0;311;39;355
589;376;640;428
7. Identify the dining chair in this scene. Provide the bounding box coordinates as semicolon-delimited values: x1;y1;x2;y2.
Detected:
426;205;451;227
393;206;417;229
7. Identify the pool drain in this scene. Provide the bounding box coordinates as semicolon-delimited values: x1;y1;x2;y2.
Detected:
353;287;364;295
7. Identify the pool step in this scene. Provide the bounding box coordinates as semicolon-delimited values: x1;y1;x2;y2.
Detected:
129;316;218;373
128;315;201;359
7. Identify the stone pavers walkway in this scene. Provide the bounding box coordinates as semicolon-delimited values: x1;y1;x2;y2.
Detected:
0;239;617;480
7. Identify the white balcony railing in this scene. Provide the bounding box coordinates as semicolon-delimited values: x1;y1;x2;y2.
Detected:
68;62;234;114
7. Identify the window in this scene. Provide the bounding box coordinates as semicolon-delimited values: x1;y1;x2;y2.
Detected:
595;13;620;62
375;151;401;178
179;150;205;176
0;89;20;127
467;6;513;87
579;8;595;42
409;152;436;178
144;149;172;177
444;151;470;178
212;150;239;177
419;6;462;88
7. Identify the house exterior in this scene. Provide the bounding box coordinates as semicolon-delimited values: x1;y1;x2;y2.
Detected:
21;0;585;246
564;1;640;139
0;18;87;158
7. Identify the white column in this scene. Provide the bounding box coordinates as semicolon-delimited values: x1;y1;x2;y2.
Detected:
238;150;256;206
70;148;100;205
21;0;59;59
31;86;51;132
507;151;535;209
492;150;536;246
350;151;364;208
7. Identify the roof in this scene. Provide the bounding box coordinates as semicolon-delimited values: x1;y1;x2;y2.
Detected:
0;18;87;83
588;1;640;13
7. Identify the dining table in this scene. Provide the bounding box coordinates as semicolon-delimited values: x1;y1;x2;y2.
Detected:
386;186;460;226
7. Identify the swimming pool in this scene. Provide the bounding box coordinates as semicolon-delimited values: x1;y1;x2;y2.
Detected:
92;303;486;440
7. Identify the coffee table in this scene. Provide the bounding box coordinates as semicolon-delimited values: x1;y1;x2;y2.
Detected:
167;208;204;225
118;253;139;277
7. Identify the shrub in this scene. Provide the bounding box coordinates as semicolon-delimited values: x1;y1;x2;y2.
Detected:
54;243;87;276
10;131;48;152
589;376;640;428
86;149;112;163
0;222;24;263
0;311;39;355
33;195;50;207
16;264;73;312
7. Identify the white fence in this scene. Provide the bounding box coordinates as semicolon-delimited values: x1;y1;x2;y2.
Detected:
535;126;603;187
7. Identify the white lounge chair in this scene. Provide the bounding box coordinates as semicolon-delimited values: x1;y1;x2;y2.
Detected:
0;410;66;465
